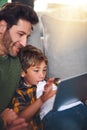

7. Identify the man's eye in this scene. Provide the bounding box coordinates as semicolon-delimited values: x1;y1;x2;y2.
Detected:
18;33;24;36
27;35;31;39
19;34;23;36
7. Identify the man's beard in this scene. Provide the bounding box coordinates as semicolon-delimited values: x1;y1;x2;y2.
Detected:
2;30;13;55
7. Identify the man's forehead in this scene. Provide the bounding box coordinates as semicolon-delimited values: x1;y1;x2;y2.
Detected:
12;19;32;35
0;20;7;26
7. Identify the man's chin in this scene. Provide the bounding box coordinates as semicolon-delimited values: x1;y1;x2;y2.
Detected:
9;52;18;57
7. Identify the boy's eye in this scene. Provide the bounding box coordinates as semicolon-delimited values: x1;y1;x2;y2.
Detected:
33;68;47;72
43;69;47;72
34;69;39;72
43;67;47;71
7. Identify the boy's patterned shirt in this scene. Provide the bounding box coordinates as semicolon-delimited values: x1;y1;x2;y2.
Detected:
12;78;41;130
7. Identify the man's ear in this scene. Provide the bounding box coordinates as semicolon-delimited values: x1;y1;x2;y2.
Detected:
0;20;7;33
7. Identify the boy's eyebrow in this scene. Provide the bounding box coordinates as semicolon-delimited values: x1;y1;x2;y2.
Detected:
31;65;47;68
35;66;47;69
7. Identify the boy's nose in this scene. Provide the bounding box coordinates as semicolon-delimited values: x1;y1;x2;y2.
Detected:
39;72;45;79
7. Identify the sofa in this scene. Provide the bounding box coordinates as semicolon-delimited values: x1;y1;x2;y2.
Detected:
28;9;87;80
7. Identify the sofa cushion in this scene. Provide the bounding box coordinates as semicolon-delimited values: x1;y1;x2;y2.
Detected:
41;14;87;79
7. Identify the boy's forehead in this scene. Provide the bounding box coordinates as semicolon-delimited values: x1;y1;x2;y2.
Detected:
31;62;47;67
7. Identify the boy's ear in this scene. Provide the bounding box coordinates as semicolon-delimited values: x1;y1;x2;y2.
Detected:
0;20;7;33
21;71;25;77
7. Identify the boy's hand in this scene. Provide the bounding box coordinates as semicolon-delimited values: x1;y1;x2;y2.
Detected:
41;78;57;102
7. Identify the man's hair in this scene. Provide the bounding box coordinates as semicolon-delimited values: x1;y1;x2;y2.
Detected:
18;45;48;72
0;2;38;28
12;0;34;8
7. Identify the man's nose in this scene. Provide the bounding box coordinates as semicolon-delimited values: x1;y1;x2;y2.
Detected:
20;36;27;47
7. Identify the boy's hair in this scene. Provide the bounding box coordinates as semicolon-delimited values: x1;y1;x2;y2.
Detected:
0;2;38;29
18;45;48;72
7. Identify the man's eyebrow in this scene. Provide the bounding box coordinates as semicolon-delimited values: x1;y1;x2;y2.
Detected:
18;31;30;37
18;31;26;34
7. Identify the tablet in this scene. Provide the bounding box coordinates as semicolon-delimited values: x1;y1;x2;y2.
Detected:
53;73;87;111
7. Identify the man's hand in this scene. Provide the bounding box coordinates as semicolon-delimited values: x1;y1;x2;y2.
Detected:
1;108;17;127
6;118;28;130
0;108;28;130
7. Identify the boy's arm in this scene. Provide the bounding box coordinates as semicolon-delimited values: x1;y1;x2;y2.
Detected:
10;89;29;113
18;97;43;120
18;78;57;120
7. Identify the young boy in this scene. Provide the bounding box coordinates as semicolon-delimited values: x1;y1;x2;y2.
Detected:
10;45;58;130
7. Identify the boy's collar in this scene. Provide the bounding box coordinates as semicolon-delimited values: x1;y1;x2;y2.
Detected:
24;82;37;88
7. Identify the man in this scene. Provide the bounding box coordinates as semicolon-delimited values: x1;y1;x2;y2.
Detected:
0;2;56;130
0;2;38;130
